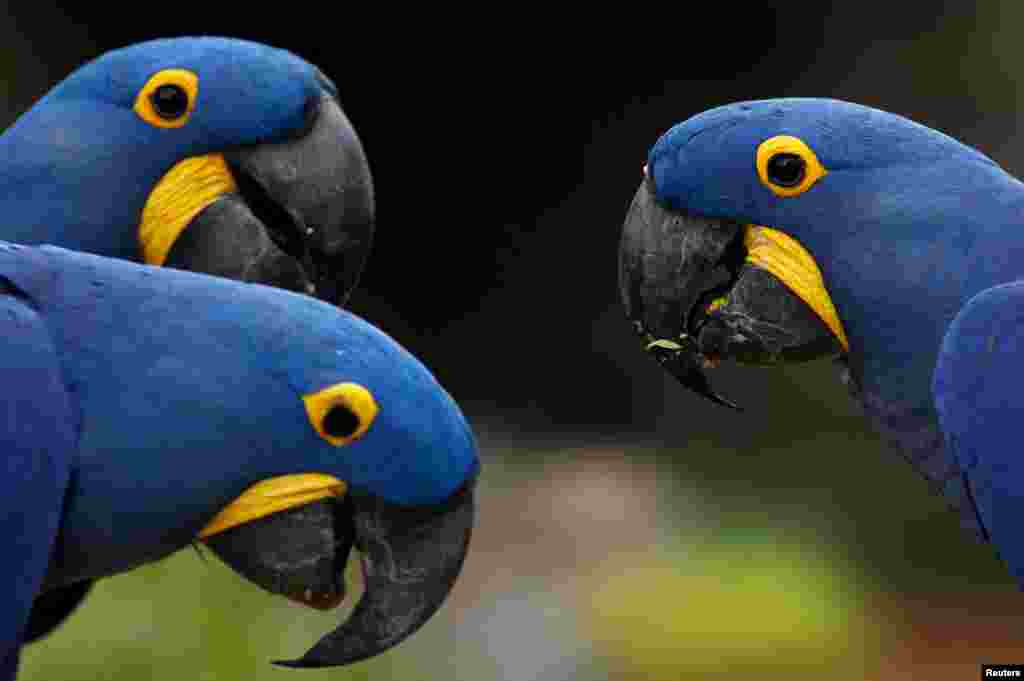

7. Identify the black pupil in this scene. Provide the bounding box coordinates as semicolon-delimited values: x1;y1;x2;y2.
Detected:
766;153;806;187
322;404;361;438
150;84;189;120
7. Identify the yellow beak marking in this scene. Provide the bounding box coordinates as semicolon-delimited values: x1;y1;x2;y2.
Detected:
138;153;238;266
743;225;849;352
197;473;347;540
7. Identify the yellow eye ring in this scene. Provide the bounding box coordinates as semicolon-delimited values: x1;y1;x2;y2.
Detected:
133;69;199;129
756;135;827;197
303;382;378;446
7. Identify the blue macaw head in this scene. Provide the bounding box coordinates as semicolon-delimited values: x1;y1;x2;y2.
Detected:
2;37;373;304
620;98;1024;413
19;245;476;667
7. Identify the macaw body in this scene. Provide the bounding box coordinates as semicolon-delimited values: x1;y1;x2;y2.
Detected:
619;98;1024;583
0;36;374;304
0;242;477;678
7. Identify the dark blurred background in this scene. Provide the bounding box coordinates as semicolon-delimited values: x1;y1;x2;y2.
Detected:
10;3;1024;679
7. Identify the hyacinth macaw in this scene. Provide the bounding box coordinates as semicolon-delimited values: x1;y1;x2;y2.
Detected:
619;98;1024;586
0;242;477;679
0;36;374;303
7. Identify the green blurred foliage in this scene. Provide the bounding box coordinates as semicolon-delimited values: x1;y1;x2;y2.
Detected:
585;543;870;680
20;552;377;681
21;423;1018;679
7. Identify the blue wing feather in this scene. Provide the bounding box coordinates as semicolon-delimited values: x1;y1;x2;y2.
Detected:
934;281;1024;584
0;285;75;679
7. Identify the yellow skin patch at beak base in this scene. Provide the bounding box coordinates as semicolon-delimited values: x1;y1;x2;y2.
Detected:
197;473;347;539
138;154;238;266
744;225;850;352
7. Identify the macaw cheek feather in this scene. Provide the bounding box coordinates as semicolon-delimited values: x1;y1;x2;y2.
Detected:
743;226;849;352
138;154;237;266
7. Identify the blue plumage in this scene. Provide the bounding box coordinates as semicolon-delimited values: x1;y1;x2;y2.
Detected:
933;282;1024;563
0;242;477;675
643;98;1024;578
0;288;75;680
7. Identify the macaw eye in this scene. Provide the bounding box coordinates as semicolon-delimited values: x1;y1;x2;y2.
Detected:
765;153;805;187
151;84;190;120
303;382;378;446
322;404;361;439
756;135;827;197
134;69;198;129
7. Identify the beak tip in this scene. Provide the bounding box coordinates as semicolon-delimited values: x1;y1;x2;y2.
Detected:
272;658;322;669
273;651;360;669
268;484;475;668
272;655;335;667
723;399;744;412
272;636;384;669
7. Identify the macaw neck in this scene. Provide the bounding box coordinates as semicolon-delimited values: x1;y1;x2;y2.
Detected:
0;245;302;588
830;170;1024;418
0;98;174;259
801;161;1024;538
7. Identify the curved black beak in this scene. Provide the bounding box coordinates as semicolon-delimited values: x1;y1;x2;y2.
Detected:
165;91;374;306
205;479;476;668
619;178;744;408
619;179;839;409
